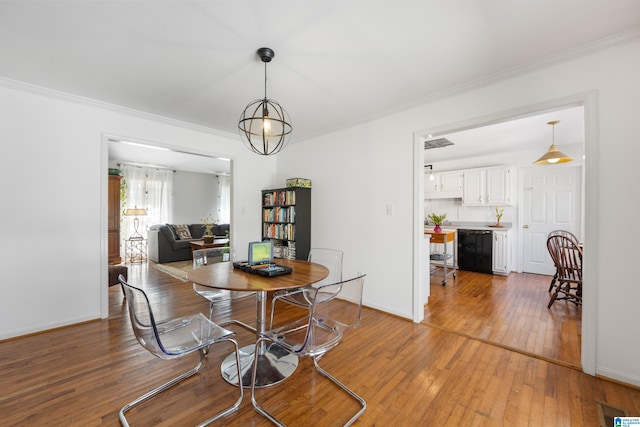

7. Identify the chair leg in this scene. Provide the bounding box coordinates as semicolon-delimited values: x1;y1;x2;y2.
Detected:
250;337;285;426
221;319;257;333
250;337;366;427
548;283;562;308
548;272;558;292
312;357;367;426
119;340;243;427
208;302;257;334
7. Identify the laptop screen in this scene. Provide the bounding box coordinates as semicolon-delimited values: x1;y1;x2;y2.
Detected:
248;241;273;265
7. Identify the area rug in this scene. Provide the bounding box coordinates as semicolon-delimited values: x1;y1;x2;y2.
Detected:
152;260;193;282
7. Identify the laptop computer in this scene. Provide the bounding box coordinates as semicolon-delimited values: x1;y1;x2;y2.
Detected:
233;241;293;277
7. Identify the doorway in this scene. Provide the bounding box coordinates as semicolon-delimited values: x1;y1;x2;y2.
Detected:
102;135;233;318
413;95;593;372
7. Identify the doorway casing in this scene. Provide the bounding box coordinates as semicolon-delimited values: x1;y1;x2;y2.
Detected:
411;91;597;376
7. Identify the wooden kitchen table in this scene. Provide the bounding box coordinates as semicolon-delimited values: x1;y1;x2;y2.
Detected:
426;228;457;285
188;258;329;388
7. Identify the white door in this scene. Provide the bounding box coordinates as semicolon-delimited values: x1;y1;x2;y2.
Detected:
522;165;582;275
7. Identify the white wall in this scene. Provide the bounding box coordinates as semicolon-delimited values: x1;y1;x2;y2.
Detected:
277;39;640;386
172;171;220;224
0;82;276;340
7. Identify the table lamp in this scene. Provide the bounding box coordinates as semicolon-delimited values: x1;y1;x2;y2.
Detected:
125;206;147;239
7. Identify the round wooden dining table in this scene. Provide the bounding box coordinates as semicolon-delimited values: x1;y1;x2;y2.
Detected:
187;258;329;387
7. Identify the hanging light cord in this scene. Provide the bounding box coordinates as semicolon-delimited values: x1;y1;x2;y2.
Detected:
263;61;268;100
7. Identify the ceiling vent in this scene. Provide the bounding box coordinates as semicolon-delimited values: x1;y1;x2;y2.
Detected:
424;138;454;150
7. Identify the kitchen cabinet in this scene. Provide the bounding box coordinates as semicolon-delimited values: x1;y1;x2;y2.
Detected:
425;170;463;199
492;230;510;275
462;166;512;206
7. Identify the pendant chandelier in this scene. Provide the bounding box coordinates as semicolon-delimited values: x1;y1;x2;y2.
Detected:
533;120;574;165
238;47;292;156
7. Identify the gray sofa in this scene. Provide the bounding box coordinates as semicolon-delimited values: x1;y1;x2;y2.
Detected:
148;223;230;264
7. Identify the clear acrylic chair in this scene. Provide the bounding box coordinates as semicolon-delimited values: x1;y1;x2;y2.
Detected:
251;274;367;426
547;230;580;292
274;248;344;308
546;235;583;308
118;275;243;426
192;247;256;333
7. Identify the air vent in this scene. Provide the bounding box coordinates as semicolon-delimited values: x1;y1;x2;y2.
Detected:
424;138;454;150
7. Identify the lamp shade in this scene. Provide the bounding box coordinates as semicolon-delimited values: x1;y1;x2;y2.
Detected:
125;208;147;216
533;120;574;165
533;144;574;165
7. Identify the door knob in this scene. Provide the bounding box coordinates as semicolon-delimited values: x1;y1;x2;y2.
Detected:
523;224;529;229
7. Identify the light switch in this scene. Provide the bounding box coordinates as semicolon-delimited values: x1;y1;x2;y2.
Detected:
386;204;394;215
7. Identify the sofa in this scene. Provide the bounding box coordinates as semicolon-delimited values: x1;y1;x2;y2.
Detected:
148;223;230;264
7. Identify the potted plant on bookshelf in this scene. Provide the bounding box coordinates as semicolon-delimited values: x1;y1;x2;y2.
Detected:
200;214;217;243
427;212;447;233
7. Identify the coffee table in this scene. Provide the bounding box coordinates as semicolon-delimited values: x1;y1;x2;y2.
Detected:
190;239;229;253
187;258;329;388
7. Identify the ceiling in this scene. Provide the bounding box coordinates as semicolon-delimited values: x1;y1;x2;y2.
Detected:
1;1;639;170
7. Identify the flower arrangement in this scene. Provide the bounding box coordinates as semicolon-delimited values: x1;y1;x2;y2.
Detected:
200;214;217;236
427;212;446;232
427;212;447;225
495;206;504;225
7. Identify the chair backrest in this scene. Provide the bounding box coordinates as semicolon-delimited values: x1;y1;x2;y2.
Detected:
118;275;170;357
307;248;343;287
548;229;580;247
193;247;230;269
546;235;582;282
272;274;366;357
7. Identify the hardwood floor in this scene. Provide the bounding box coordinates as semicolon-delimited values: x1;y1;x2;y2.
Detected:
1;262;639;426
425;269;581;368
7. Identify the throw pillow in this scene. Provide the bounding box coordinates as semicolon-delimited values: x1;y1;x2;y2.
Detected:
173;224;192;240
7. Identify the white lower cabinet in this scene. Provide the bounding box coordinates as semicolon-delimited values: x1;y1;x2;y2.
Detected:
492;230;510;275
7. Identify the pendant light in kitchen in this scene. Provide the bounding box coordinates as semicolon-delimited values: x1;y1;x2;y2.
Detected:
533;120;574;165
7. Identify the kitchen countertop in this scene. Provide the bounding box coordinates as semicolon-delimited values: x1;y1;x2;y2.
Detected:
424;222;512;232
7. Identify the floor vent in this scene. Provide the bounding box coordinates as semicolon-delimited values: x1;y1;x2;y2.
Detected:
597;401;629;427
424;138;454;150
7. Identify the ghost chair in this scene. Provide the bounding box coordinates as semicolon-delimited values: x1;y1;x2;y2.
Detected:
251;273;367;426
192;247;256;333
118;275;243;426
274;248;343;309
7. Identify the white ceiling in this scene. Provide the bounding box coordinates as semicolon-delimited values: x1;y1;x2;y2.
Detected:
1;1;639;170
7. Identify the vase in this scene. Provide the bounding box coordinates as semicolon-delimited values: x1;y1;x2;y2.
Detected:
433;225;442;233
203;235;214;244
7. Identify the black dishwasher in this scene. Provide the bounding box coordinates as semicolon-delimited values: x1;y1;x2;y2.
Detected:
457;229;493;274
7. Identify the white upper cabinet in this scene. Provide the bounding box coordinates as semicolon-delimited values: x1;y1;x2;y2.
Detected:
462;169;485;205
486;166;511;205
462;166;512;206
425;170;463;199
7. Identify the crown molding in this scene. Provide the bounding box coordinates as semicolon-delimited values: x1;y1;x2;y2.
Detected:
0;76;237;139
298;25;640;142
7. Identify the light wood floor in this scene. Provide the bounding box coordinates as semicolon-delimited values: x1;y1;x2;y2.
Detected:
425;268;582;368
1;263;639;426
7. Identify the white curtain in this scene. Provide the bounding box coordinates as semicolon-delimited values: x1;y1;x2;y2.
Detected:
120;165;173;243
217;175;230;224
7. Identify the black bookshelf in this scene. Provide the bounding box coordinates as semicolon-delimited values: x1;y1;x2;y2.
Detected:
261;187;311;260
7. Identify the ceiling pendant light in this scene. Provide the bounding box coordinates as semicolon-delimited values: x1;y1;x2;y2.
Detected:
533;120;574;165
238;47;292;156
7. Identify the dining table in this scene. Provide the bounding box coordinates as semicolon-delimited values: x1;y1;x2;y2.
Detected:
187;258;329;388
